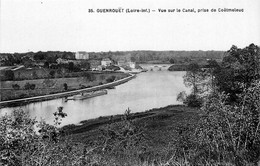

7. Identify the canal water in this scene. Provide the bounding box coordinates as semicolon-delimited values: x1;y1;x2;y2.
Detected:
0;64;189;126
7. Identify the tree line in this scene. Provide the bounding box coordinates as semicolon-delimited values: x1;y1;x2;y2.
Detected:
177;43;260;165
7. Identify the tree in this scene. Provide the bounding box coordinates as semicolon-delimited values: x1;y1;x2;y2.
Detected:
183;62;205;96
204;60;220;93
49;70;55;78
215;44;260;102
32;71;38;79
12;84;20;90
44;61;49;68
169;58;175;64
68;62;74;72
63;83;68;90
176;91;187;103
4;70;15;80
34;52;45;60
24;82;36;90
195;81;260;164
0;107;68;165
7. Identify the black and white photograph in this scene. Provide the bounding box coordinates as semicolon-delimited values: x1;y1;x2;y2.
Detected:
0;0;260;165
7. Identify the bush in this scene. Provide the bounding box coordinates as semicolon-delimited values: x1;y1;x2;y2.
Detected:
24;82;36;90
96;108;147;157
12;84;20;90
176;91;187;103
106;75;116;83
183;94;202;107
0;107;68;166
32;71;38;79
4;70;14;80
178;82;260;165
63;83;68;90
49;70;56;78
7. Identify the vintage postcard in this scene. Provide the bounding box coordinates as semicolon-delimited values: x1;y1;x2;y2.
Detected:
0;0;259;165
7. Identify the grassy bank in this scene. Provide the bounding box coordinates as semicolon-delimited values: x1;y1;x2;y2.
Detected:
61;105;200;164
0;72;129;101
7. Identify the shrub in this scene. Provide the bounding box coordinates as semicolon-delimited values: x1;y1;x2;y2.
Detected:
106;75;116;83
0;107;68;166
193;81;260;165
4;70;14;80
12;84;20;90
32;71;38;79
63;83;68;90
176;91;187;103
96;108;147;158
49;70;55;78
24;82;36;90
183;94;202;107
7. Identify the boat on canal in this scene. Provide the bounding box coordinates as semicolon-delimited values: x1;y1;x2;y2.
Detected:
66;90;107;100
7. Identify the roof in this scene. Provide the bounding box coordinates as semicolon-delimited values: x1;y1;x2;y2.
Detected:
77;51;87;54
102;58;111;61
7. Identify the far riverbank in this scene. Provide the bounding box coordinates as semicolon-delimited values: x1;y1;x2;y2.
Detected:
0;73;135;108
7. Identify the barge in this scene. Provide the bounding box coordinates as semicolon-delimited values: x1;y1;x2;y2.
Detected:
67;90;107;100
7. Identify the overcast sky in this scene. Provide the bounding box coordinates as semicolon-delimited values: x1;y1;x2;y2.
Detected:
0;0;259;53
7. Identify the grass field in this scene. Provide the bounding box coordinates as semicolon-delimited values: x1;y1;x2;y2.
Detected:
0;72;129;101
61;105;200;165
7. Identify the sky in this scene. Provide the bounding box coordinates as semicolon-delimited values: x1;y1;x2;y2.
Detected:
0;0;260;53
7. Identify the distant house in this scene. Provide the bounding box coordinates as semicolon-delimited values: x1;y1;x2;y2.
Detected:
128;62;136;69
117;60;127;66
91;65;104;71
101;58;112;66
117;60;136;69
56;58;68;64
75;51;89;60
56;58;82;65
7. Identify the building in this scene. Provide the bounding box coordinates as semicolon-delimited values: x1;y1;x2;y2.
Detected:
117;60;136;69
101;58;112;66
75;51;89;60
128;62;136;69
117;60;127;66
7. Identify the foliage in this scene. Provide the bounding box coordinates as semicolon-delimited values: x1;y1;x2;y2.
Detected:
203;60;220;93
176;91;187;103
0;109;38;166
106;76;116;83
49;70;56;78
43;61;49;68
96;108;147;159
4;70;15;81
68;62;74;72
183;94;203;107
0;107;69;166
191;81;260;165
24;82;36;90
78;61;90;70
12;84;20;90
215;44;260;102
32;71;38;79
169;58;175;64
83;72;96;81
42;79;55;87
183;62;206;96
63;83;68;90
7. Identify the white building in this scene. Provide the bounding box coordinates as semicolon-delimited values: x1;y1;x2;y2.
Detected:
128;62;136;69
117;60;136;69
101;58;112;66
75;51;89;60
